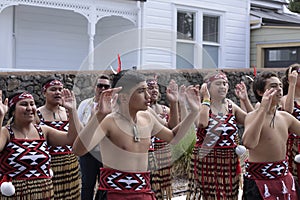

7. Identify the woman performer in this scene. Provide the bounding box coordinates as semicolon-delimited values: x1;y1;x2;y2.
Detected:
146;77;179;200
186;71;248;200
0;89;79;199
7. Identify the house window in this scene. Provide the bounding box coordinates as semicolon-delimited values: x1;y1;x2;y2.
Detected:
176;11;195;69
176;10;221;69
264;47;300;68
177;12;194;40
203;15;220;68
203;16;219;43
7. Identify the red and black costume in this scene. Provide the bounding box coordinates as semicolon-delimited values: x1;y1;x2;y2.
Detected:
97;168;156;200
0;125;54;199
286;101;300;184
187;102;241;200
37;111;81;200
243;158;299;200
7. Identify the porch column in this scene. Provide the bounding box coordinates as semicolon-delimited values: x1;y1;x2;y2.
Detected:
88;21;96;70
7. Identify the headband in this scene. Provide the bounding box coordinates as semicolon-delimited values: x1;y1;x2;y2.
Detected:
146;79;158;87
205;72;228;85
43;80;63;92
9;92;34;108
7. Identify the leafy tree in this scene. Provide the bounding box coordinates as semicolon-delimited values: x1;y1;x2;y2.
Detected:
288;0;300;13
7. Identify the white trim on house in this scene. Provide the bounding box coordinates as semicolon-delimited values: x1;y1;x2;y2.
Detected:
0;0;250;70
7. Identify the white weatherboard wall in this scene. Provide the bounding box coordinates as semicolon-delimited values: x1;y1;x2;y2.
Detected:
14;5;89;71
141;0;250;69
0;6;14;69
0;0;250;71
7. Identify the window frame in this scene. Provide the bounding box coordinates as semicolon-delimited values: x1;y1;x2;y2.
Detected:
175;6;224;69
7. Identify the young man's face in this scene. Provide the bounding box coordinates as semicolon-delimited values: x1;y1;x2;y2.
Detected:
147;82;159;102
129;81;151;111
264;76;283;104
44;85;63;105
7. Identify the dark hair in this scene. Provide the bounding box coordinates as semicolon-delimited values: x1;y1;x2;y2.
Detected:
8;90;32;120
112;70;146;93
282;63;300;95
253;71;278;102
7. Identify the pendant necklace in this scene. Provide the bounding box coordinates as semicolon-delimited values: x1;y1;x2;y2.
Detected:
211;103;227;117
116;112;140;142
45;106;62;121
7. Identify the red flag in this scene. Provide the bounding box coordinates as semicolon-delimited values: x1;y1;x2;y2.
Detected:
117;54;121;73
253;67;257;77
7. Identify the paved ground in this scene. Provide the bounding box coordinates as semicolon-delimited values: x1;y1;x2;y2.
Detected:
171;190;243;200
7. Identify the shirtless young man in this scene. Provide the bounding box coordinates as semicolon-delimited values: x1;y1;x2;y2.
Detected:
72;70;200;200
242;71;300;200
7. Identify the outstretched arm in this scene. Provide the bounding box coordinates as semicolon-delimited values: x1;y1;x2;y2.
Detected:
72;87;121;156
155;85;200;144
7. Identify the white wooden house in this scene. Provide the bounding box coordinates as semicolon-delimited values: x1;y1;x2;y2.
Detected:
0;0;250;71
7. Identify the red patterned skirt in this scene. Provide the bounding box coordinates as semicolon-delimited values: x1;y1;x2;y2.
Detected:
244;158;298;200
186;146;240;200
287;133;300;184
98;168;156;200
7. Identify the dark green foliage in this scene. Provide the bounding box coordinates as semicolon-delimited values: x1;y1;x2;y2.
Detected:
288;0;300;13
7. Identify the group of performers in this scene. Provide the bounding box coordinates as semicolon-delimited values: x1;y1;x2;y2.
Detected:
0;66;300;200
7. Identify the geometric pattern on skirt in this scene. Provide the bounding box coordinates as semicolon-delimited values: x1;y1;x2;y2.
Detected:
98;168;151;192
244;158;297;200
287;133;300;181
186;147;240;200
244;158;289;180
287;101;300;181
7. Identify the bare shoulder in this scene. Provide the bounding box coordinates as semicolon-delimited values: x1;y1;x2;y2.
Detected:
37;105;44;111
278;110;294;119
101;113;117;128
0;126;9;136
137;110;153;122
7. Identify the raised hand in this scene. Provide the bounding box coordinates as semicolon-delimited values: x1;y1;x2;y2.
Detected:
288;66;298;86
166;79;178;103
178;85;186;104
96;87;122;116
200;83;210;100
235;81;248;101
0;93;8;119
185;85;201;112
260;88;277;112
61;89;76;110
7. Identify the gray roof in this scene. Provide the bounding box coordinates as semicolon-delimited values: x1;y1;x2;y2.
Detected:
251;8;300;26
